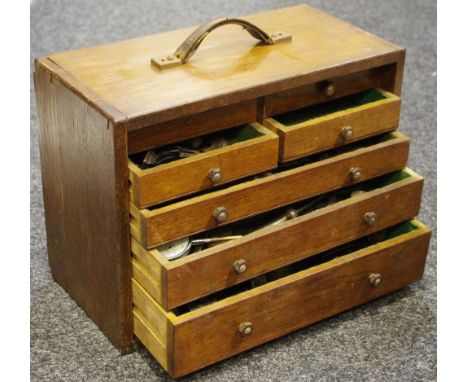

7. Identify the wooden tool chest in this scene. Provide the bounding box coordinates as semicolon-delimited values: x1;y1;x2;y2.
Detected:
34;5;431;378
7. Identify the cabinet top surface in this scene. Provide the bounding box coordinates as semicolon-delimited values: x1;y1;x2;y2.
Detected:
43;4;402;127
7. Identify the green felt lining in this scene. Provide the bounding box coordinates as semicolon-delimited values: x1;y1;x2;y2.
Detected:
225;124;263;143
275;88;388;126
384;220;419;240
359;169;411;191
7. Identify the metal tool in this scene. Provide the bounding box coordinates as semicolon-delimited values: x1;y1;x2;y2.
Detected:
264;195;331;228
158;235;243;261
141;146;201;168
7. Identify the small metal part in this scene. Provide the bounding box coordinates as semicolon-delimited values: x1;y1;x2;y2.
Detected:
341;126;354;140
238;321;253;335
159;234;242;261
233;259;247;274
208;168;223;183
201;137;229;152
363;211;378;226
190;137;203;149
213;207;228;223
285;208;299;219
351;190;366;197
140;146;200;168
191;236;242;245
157;237;192;260
324;82;336;97
368;273;382;287
349;167;363;181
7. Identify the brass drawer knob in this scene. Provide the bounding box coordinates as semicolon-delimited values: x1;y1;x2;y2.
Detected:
233;259;247;274
364;211;378;226
208;168;223;183
213;207;228;223
349;167;362;181
238;321;253;335
341;126;354;140
368;273;382;287
324;82;336;97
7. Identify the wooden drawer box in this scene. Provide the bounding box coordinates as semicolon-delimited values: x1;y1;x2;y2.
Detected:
133;219;431;377
131;167;423;310
131;132;409;247
129;123;279;208
34;4;430;379
265;88;401;162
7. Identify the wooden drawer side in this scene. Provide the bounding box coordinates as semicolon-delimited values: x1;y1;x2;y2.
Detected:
170;222;431;377
132;279;174;373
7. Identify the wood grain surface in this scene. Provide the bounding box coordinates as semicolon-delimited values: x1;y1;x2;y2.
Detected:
132;133;410;248
133;168;423;309
34;61;133;351
264;65;395;117
132;220;430;377
46;5;404;129
170;220;430;377
128;100;257;153
129;123;279;208
265;89;401;162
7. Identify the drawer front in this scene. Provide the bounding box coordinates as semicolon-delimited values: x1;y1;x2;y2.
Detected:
265;89;401;162
132;133;409;248
128;100;258;154
131;168;423;310
129;123;278;208
133;220;431;377
264;65;395;117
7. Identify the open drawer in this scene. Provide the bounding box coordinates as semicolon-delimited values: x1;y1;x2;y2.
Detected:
128;123;278;208
132;219;431;378
264;88;401;162
131;132;410;248
131;167;423;310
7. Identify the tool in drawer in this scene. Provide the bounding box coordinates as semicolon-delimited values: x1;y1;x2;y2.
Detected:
157;188;359;261
139;134;231;169
158;235;243;260
174;221;412;314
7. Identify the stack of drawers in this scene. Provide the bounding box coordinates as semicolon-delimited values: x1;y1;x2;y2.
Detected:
34;5;431;378
129;90;431;377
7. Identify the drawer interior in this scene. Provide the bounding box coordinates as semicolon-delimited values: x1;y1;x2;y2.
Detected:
129;124;264;170
155;168;414;262
172;219;423;316
273;88;391;127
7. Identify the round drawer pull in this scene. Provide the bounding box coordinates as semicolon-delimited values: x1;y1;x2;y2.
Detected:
233;259;247;274
368;273;382;287
364;211;378;226
208;168;223;183
238;321;253;336
324;82;336;97
213;206;228;223
349;167;363;181
341;126;354;140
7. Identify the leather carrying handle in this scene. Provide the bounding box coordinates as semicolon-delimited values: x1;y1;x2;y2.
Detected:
151;17;291;70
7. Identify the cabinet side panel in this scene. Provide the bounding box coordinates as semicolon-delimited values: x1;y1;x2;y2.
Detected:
34;63;133;351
